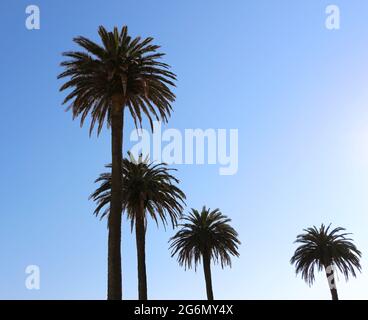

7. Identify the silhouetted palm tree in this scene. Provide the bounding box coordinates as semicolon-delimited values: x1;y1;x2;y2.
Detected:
90;154;186;300
169;207;240;300
58;26;176;300
290;224;362;300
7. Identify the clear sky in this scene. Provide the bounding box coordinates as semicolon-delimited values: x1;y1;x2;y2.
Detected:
1;0;368;300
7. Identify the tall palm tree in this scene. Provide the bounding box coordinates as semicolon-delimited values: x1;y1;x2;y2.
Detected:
290;224;362;300
169;207;240;300
90;154;186;300
58;26;176;300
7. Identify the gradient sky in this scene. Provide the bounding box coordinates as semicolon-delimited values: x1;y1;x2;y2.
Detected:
1;0;368;300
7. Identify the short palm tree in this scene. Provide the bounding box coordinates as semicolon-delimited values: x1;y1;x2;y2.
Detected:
58;26;176;300
90;154;186;300
290;224;362;300
169;207;240;300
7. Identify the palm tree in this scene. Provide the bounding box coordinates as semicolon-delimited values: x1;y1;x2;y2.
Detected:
58;26;176;300
290;224;362;300
90;154;186;300
169;207;240;300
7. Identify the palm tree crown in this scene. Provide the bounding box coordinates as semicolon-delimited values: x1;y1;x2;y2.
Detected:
90;154;186;228
290;224;362;285
170;207;240;270
58;25;176;134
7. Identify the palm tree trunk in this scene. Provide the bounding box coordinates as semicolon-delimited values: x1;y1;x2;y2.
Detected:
107;95;124;300
135;202;147;300
203;252;214;300
325;265;338;300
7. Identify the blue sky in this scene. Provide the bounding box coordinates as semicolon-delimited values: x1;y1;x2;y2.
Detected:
1;0;368;299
